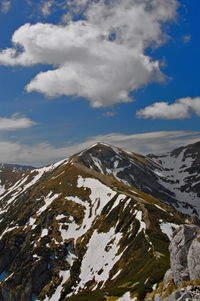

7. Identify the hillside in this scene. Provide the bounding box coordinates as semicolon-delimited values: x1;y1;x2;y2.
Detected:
0;142;199;301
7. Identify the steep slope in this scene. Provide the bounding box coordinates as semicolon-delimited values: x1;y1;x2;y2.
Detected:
0;146;186;301
149;141;200;216
0;164;34;199
75;143;198;216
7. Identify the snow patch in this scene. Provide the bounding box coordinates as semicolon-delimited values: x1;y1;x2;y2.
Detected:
41;229;48;237
75;227;123;292
44;270;70;301
160;222;178;240
36;192;60;216
134;210;146;233
117;292;135;301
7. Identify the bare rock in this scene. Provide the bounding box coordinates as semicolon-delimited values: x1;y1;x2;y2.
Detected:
169;225;198;286
188;230;200;280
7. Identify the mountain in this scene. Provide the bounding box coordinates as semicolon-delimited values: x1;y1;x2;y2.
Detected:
77;142;199;216
0;163;34;198
0;142;199;301
149;141;200;216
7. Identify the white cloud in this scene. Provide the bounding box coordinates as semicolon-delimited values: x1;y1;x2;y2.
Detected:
40;0;54;17
137;97;200;119
0;0;178;107
1;0;11;14
0;113;36;131
1;131;200;167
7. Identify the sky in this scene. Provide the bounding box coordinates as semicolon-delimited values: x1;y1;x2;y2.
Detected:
0;0;199;166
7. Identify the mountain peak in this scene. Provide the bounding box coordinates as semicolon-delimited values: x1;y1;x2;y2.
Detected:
0;141;199;301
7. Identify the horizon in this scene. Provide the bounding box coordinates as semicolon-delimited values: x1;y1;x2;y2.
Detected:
1;137;200;168
0;0;199;166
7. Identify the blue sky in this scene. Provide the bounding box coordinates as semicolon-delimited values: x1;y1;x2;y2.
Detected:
0;0;199;166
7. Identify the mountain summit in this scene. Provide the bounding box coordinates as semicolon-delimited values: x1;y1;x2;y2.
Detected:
0;142;199;301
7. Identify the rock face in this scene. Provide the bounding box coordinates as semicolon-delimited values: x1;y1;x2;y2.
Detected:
188;231;200;280
146;224;200;301
169;224;199;286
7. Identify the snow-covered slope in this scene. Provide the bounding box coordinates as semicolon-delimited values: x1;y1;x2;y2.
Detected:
75;142;199;216
0;142;199;301
149;141;200;216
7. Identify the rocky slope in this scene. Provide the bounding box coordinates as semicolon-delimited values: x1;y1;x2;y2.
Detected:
0;142;199;301
145;224;200;301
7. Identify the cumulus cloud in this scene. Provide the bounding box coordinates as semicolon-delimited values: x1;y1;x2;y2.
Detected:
1;0;11;14
1;131;200;167
0;0;178;107
137;97;200;119
0;113;36;131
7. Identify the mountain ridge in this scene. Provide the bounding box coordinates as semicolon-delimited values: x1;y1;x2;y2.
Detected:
0;141;199;301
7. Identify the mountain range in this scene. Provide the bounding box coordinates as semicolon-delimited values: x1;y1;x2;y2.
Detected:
0;141;199;301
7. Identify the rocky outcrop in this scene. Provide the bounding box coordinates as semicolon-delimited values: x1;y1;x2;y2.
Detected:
188;231;200;280
146;224;200;301
169;224;199;286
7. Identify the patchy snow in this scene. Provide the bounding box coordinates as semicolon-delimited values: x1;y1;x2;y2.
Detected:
0;175;29;207
114;160;120;169
36;192;60;216
0;158;68;210
117;292;135;301
27;217;37;230
110;194;127;211
75;227;123;292
160;222;178;240
134;210;146;233
58;178;117;242
41;229;48;237
155;149;200;216
0;182;6;196
111;269;122;280
154;204;167;212
44;270;70;301
77;176;116;207
4;272;14;282
56;214;66;220
0;226;19;239
91;155;104;173
66;252;77;267
59;188;116;241
123;198;132;210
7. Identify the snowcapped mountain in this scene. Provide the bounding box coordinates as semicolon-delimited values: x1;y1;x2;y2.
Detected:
77;142;199;216
149;141;200;216
0;142;199;301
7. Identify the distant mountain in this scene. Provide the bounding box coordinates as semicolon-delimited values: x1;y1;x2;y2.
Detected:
0;163;34;197
0;142;199;301
0;163;34;171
